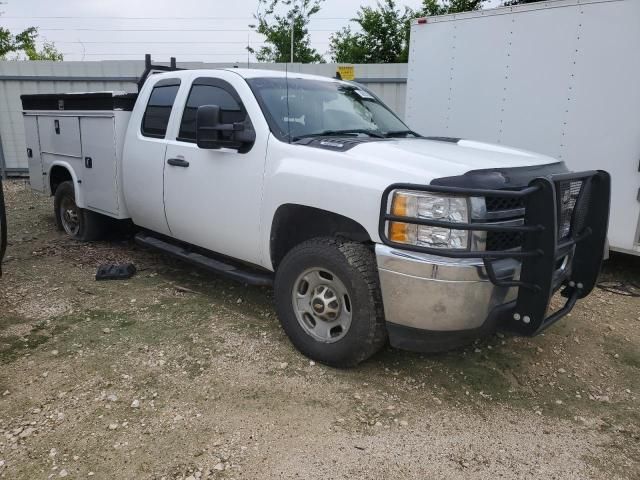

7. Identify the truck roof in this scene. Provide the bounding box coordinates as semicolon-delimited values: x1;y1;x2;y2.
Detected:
150;68;342;83
225;68;340;81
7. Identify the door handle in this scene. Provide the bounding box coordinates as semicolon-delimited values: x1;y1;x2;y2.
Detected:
167;158;189;167
85;157;92;169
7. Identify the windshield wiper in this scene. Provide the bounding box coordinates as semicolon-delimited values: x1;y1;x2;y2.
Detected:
292;129;385;142
382;129;421;138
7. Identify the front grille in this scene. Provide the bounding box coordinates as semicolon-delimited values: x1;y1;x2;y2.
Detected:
484;180;587;252
557;180;583;239
485;196;525;212
572;182;591;234
483;194;526;251
486;230;523;251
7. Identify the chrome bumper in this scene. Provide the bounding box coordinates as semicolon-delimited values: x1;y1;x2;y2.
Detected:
375;244;519;332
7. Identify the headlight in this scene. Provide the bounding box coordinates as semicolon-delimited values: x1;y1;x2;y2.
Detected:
388;190;470;249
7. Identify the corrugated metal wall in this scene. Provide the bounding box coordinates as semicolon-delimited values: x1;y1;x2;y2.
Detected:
0;60;407;175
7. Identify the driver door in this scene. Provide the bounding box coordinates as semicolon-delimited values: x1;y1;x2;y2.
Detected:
163;76;268;266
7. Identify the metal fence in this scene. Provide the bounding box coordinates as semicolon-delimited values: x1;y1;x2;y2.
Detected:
0;60;407;176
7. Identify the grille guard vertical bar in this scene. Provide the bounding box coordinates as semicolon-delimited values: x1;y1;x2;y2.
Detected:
509;177;560;333
511;171;610;335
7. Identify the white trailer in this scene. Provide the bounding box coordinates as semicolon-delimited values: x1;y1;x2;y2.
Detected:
405;0;640;255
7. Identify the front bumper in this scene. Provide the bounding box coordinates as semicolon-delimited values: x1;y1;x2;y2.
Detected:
376;245;520;351
376;170;611;352
376;245;519;331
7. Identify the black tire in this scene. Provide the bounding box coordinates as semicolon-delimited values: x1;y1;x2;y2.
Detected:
53;181;107;241
274;237;387;368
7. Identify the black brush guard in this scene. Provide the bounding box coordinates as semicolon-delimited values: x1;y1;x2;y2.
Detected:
379;170;611;336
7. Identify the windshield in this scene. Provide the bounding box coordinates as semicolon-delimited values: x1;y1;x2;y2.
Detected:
246;77;411;141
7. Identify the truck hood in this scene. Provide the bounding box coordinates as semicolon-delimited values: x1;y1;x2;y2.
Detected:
344;137;559;180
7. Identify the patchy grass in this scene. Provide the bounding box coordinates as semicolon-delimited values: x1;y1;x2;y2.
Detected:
0;331;50;362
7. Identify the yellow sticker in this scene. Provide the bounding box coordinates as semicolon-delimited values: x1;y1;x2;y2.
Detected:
337;65;355;81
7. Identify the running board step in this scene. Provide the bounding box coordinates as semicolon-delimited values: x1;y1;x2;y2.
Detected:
134;233;273;287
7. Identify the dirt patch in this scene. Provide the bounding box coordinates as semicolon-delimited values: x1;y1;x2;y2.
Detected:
0;180;638;479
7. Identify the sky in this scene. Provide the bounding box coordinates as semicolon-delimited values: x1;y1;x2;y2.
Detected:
0;0;500;63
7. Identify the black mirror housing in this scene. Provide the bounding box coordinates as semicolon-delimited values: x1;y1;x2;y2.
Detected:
196;105;256;152
196;105;222;149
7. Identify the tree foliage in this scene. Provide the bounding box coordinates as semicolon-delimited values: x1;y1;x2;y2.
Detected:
329;0;413;64
0;22;63;61
251;0;325;63
422;0;485;16
330;0;486;63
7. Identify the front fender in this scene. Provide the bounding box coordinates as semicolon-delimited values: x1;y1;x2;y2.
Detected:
259;150;389;270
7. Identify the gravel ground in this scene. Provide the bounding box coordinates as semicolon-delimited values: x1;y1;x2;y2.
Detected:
0;179;638;479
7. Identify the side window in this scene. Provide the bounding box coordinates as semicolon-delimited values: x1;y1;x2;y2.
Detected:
178;83;247;142
141;81;180;138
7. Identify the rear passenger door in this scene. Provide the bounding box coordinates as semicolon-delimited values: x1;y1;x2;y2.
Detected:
123;78;180;236
163;75;268;265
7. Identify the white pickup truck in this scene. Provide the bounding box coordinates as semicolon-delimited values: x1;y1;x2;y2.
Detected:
21;58;610;367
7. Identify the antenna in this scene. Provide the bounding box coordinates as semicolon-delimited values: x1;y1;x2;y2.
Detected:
285;62;291;144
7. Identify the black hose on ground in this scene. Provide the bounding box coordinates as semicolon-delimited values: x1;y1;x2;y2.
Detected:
596;281;640;298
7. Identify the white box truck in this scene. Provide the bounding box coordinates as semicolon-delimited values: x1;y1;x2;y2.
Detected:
20;57;610;366
405;0;640;255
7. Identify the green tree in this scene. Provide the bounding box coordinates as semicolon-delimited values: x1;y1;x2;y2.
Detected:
329;0;413;64
251;0;325;63
422;0;485;15
1;23;63;60
421;0;487;17
330;0;487;64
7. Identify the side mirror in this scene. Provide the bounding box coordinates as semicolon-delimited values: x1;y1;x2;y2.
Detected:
196;105;256;152
196;105;222;149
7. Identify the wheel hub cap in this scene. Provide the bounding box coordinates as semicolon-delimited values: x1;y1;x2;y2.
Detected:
60;196;80;236
310;285;340;320
292;268;352;343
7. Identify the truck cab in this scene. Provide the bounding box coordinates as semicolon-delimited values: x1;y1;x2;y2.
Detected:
20;63;611;367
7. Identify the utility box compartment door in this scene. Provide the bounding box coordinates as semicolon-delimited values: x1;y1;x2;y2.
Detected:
38;116;82;158
80;117;119;215
23;115;45;192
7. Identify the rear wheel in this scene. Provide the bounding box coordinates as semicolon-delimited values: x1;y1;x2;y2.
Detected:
274;237;387;368
54;181;107;241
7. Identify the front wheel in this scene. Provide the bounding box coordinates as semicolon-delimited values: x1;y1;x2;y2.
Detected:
54;181;107;241
274;237;387;368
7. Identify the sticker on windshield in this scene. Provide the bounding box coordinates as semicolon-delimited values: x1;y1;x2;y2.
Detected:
354;89;374;100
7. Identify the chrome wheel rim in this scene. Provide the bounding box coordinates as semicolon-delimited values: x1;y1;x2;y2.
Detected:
291;267;352;343
60;195;80;236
